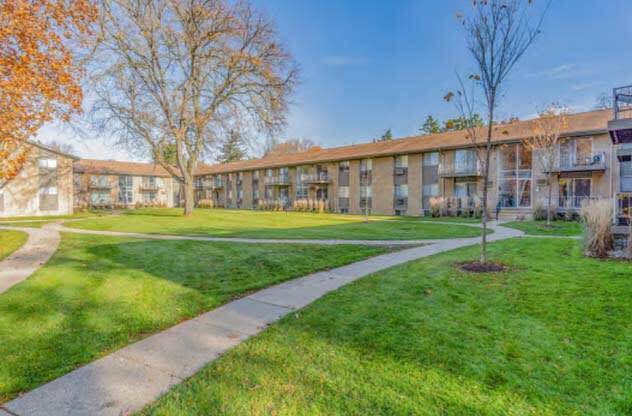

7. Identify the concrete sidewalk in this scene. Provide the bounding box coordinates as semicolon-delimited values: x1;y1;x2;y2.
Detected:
0;226;60;295
1;223;522;416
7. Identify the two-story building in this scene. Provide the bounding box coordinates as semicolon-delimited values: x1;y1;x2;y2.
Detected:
194;108;625;221
0;142;76;217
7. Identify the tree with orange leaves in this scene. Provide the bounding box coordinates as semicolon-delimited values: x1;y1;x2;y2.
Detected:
0;0;95;180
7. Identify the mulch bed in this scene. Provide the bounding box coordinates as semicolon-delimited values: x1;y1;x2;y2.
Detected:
459;261;505;273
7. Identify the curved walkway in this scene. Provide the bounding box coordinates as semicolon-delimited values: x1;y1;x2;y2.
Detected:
1;222;522;416
47;222;483;246
0;226;60;295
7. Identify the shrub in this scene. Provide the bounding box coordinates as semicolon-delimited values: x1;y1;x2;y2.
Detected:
197;199;214;209
533;200;547;221
580;198;614;258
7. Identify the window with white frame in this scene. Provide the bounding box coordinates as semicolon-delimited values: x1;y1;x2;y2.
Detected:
38;158;57;169
338;186;350;198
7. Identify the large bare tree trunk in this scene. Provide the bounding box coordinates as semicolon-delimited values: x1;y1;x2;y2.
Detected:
183;178;195;217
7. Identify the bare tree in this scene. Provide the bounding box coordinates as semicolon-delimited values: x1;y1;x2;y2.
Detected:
523;104;569;225
446;0;549;265
89;0;298;215
263;137;318;157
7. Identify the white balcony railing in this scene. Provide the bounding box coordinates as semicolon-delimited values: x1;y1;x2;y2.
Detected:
552;152;607;172
264;175;290;186
439;162;483;177
300;172;330;183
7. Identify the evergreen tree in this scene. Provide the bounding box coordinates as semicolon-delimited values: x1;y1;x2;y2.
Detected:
381;128;393;140
420;115;441;134
219;130;247;163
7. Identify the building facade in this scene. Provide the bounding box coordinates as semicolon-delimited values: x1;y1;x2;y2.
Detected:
0;142;76;217
73;160;179;209
4;107;631;226
194;109;630;224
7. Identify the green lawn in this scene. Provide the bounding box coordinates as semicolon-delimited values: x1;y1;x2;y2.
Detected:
504;220;582;236
0;233;387;403
0;211;106;228
0;230;28;261
142;238;632;416
66;208;484;240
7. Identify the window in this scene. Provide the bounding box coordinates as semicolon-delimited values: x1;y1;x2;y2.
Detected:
265;186;273;199
454;149;477;173
560;138;593;167
395;155;408;168
295;166;308;199
395;184;408;198
454;182;477;198
423;152;439;166
498;144;532;208
338;186;350;198
143;191;157;202
90;175;110;188
559;177;591;208
253;170;259;179
118;175;134;204
360;159;372;172
38;158;57;169
266;168;273;177
423;183;439;197
91;191;111;205
360;185;372;198
360;159;372;185
339;161;350;186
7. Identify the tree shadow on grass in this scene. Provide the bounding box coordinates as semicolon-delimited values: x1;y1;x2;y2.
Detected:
0;235;384;403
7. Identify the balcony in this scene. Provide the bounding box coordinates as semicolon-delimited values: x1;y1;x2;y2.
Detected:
88;182;111;190
557;196;597;210
546;152;607;173
213;179;224;189
617;192;631;225
301;173;331;184
439;162;483;177
264;175;290;186
140;183;160;192
609;85;632;144
360;170;372;185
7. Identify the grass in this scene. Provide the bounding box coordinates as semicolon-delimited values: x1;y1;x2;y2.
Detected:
0;233;388;403
66;208;484;240
0;211;105;228
504;220;582;236
0;230;28;261
142;238;632;415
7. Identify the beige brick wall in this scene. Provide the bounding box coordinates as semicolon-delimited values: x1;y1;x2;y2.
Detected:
242;171;253;208
1;147;74;217
407;154;422;216
349;160;361;214
372;156;394;215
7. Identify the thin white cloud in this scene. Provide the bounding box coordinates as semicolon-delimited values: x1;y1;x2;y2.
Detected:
528;63;578;79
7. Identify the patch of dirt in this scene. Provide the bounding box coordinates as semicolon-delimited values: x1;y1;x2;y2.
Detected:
459;261;505;273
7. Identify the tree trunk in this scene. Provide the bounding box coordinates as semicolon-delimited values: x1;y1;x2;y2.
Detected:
547;174;552;226
480;101;496;265
183;178;194;217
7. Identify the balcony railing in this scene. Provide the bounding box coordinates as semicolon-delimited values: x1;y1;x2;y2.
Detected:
617;192;632;225
614;85;632;121
89;182;111;190
439;162;483;177
547;152;607;173
301;173;331;184
213;179;224;188
557;195;597;210
140;182;160;192
264;175;290;186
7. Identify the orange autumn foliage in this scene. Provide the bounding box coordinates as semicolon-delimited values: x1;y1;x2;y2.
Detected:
0;0;95;179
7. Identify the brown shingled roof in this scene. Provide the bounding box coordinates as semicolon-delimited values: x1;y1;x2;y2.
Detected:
196;109;612;175
74;159;173;177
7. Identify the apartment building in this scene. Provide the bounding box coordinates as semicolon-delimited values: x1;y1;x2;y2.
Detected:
194;108;631;224
0;142;76;217
5;102;631;226
73;159;179;209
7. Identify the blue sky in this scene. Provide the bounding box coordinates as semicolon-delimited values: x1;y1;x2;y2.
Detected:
42;0;632;160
